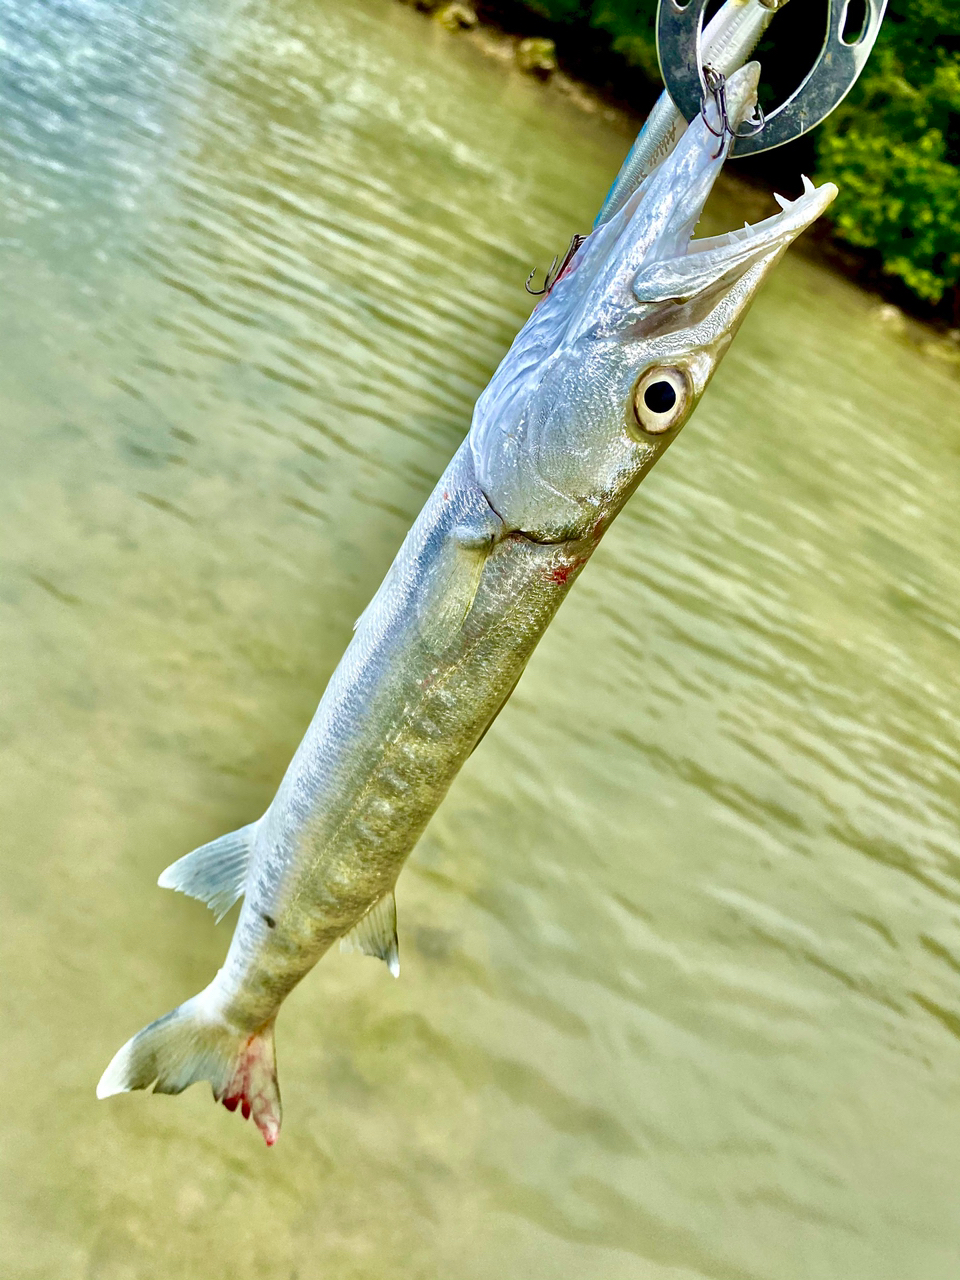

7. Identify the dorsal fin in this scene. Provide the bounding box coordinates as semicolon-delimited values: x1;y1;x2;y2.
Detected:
157;822;257;923
340;891;400;977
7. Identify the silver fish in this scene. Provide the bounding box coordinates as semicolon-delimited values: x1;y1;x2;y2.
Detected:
98;64;835;1143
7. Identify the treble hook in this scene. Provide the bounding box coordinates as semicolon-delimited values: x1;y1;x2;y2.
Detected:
524;234;587;297
525;256;559;297
700;65;766;158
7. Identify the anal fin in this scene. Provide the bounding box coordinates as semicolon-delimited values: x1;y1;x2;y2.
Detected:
158;821;258;923
340;891;400;977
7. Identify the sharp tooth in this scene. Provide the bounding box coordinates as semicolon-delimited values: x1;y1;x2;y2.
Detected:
801;174;815;197
774;192;791;210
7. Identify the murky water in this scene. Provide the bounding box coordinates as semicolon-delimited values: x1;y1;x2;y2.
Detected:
3;1;960;1276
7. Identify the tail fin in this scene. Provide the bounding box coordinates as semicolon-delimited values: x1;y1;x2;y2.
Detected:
96;992;281;1145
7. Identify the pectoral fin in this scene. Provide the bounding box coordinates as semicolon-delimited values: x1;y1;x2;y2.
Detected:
416;512;502;654
340;891;400;977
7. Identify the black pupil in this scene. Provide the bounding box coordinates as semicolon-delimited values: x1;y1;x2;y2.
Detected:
643;380;677;414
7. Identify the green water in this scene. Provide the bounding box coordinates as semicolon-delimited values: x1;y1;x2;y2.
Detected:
2;1;959;1276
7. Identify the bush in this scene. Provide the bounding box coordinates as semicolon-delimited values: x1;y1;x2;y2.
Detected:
815;3;960;307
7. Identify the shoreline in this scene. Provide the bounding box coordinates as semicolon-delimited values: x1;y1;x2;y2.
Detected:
401;0;960;363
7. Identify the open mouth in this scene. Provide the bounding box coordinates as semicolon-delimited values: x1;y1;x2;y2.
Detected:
555;64;837;315
627;171;838;306
621;77;839;308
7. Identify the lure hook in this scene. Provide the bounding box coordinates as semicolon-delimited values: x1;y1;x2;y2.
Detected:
524;256;559;296
524;234;587;298
700;65;766;157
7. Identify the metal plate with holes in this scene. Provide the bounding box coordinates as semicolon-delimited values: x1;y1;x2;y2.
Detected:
656;0;888;156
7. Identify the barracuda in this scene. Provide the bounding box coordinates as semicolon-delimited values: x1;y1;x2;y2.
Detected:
98;63;836;1143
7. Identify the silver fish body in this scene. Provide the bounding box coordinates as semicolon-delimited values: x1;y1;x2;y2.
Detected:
98;64;836;1143
217;441;593;1032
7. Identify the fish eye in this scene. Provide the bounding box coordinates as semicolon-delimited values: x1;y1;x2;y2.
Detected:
644;381;676;413
631;366;690;437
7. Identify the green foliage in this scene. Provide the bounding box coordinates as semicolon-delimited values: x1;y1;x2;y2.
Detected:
512;0;960;311
815;6;960;305
592;2;659;82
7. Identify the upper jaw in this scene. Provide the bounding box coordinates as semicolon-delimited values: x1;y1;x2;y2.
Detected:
588;61;836;308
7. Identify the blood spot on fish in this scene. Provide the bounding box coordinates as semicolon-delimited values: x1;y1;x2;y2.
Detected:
222;1095;240;1112
550;564;572;584
262;914;276;929
443;490;449;501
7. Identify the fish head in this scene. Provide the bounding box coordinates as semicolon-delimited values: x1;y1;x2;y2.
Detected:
470;63;837;542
